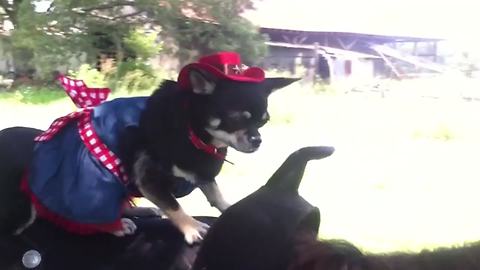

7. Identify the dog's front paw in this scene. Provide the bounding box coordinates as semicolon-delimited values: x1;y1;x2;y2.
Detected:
112;218;137;237
179;217;210;245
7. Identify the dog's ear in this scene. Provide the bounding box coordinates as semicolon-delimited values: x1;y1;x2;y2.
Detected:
189;69;216;95
263;77;300;95
266;146;335;193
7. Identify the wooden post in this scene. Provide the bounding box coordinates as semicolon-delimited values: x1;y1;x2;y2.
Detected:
432;41;438;63
413;42;418;72
313;42;320;85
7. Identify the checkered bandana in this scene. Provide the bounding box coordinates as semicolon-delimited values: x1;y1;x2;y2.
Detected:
58;74;110;108
34;75;128;184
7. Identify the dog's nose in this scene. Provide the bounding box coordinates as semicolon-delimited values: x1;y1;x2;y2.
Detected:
249;135;262;148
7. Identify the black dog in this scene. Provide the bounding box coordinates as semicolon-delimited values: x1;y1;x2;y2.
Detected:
0;52;298;244
127;71;297;243
192;146;334;270
0;146;333;270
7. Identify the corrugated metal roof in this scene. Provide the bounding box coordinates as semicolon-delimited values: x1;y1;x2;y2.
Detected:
266;41;381;59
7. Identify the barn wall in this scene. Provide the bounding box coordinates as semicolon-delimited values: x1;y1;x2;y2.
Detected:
261;45;377;83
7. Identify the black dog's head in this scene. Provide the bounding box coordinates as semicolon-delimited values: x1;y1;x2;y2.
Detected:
191;146;335;270
187;69;299;153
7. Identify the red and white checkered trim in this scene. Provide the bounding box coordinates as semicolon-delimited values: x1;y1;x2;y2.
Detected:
35;109;128;185
34;111;85;141
34;74;127;185
77;110;128;184
58;74;110;108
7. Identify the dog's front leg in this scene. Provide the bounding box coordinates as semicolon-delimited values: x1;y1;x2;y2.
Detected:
198;181;231;212
134;153;208;244
138;182;209;244
134;156;209;244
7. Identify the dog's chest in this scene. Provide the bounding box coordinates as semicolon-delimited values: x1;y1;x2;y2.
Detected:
172;165;197;184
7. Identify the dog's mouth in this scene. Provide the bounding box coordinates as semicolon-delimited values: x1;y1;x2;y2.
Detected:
235;144;259;153
229;143;260;154
206;129;261;153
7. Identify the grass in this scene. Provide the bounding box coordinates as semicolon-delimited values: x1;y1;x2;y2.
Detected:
0;86;68;104
1;78;480;254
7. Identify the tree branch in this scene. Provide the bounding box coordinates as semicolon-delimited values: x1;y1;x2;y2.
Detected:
83;12;113;20
0;0;23;26
46;2;55;13
0;0;10;10
0;1;12;16
72;8;147;23
111;10;145;20
74;1;136;13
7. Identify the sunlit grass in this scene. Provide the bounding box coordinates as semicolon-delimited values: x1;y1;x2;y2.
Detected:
1;77;480;253
0;86;67;104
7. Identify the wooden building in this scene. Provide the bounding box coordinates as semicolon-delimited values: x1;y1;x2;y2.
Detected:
259;28;444;83
242;1;446;83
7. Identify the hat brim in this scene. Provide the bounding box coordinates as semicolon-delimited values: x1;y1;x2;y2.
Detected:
178;62;265;90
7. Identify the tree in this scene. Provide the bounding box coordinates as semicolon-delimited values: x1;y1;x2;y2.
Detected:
165;0;267;65
0;0;266;81
0;0;23;27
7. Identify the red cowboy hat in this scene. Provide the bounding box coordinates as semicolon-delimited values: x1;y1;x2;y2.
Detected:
177;51;265;90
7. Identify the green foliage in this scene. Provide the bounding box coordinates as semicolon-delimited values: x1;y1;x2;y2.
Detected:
72;62;163;93
412;124;455;141
124;29;162;60
1;0;265;84
11;1;88;79
72;64;108;87
202;0;268;64
114;67;163;93
0;85;65;104
169;1;268;65
433;125;455;141
18;86;66;104
110;60;163;92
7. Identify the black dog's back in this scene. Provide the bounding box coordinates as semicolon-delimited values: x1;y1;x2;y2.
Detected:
0;127;42;234
118;80;194;175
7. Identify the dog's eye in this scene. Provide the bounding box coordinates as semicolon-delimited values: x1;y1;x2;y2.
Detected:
258;112;270;126
261;112;270;122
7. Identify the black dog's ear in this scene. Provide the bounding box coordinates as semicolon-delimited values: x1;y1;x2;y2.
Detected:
266;146;335;193
263;77;300;95
189;69;216;95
